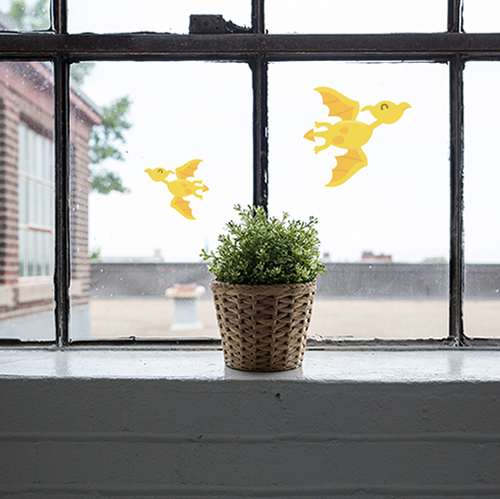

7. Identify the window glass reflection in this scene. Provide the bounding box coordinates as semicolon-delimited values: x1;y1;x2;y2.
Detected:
0;0;50;31
69;61;252;340
464;62;500;338
269;61;450;340
463;0;500;33
0;61;55;341
69;0;249;34
266;0;446;34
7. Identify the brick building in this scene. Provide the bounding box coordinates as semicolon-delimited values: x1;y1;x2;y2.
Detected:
0;57;100;339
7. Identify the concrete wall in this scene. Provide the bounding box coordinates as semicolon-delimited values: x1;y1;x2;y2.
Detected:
90;262;500;300
1;349;499;499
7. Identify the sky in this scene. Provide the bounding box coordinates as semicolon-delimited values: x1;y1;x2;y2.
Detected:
2;0;500;263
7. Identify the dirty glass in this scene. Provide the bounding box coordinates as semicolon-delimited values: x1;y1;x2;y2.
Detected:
266;0;447;34
0;61;55;341
69;61;252;340
268;61;450;340
0;0;50;31
464;62;500;339
463;0;500;33
68;0;250;34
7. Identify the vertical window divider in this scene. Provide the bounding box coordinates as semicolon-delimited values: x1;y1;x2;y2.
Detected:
251;0;268;211
52;0;68;35
252;0;265;34
53;0;70;346
448;0;463;33
251;55;268;210
449;54;465;345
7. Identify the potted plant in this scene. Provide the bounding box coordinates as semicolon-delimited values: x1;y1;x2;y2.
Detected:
201;205;325;372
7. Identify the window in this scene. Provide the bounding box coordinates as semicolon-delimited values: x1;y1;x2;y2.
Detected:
0;0;499;346
18;123;54;278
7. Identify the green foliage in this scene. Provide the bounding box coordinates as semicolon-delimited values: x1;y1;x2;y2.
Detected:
201;205;325;285
89;96;132;194
8;0;48;30
70;63;96;85
422;256;447;263
90;247;101;260
89;170;129;194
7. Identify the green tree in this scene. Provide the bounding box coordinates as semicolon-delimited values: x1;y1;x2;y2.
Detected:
89;96;132;194
70;62;96;85
8;0;48;30
6;1;132;195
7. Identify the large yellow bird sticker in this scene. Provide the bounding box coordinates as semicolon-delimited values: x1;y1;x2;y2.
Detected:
304;87;411;187
144;159;209;220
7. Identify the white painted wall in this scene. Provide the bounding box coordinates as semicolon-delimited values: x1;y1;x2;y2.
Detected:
1;349;499;499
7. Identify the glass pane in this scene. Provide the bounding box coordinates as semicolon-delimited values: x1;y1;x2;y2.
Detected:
69;0;250;34
269;62;449;340
69;61;252;340
463;0;500;33
0;61;55;341
266;0;447;34
464;62;500;338
0;0;50;31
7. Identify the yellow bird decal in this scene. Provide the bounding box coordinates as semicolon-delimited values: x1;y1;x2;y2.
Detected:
144;159;209;220
304;87;411;187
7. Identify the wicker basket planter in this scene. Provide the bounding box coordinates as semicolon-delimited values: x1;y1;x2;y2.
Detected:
210;280;316;372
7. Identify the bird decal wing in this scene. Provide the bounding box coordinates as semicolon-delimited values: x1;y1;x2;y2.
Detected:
171;196;195;220
326;148;368;187
315;87;360;121
175;159;202;180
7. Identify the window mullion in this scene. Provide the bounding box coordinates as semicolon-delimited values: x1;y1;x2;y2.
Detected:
251;55;268;211
252;0;265;34
54;56;70;346
449;55;465;344
448;0;463;33
52;0;68;34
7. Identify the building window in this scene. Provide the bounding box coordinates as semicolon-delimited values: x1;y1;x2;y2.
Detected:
0;1;499;346
17;123;54;278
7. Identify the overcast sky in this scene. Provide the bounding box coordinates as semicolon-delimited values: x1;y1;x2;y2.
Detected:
2;0;500;263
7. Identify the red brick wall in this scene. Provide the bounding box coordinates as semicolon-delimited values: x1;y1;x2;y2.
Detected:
0;61;99;318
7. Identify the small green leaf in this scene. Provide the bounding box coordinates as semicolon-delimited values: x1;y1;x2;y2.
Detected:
200;205;325;285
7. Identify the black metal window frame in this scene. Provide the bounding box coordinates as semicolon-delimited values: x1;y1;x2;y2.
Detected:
1;0;499;347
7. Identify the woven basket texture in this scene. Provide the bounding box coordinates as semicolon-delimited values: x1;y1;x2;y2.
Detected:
210;280;316;372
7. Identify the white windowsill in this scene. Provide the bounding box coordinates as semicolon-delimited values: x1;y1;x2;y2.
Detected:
1;348;500;383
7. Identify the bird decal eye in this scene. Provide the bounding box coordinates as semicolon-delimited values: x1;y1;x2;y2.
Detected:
380;103;389;111
158;168;164;174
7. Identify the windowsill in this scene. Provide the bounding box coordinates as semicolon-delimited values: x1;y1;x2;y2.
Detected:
1;347;500;383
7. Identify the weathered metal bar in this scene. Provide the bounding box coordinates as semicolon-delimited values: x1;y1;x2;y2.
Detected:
54;56;70;346
449;55;465;343
52;0;68;34
448;0;463;33
2;33;500;57
252;0;265;34
251;56;268;210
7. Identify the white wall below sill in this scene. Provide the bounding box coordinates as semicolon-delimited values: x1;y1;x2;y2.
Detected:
1;348;500;499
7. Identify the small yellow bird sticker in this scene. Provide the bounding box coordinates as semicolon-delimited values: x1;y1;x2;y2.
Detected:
145;159;209;220
304;87;411;187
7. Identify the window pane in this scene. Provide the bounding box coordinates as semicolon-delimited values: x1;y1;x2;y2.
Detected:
266;0;447;34
464;62;500;338
269;62;449;340
463;0;500;33
68;0;250;34
0;0;50;31
0;61;55;341
69;61;252;340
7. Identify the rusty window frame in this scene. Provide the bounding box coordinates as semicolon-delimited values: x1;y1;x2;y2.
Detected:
1;0;499;347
